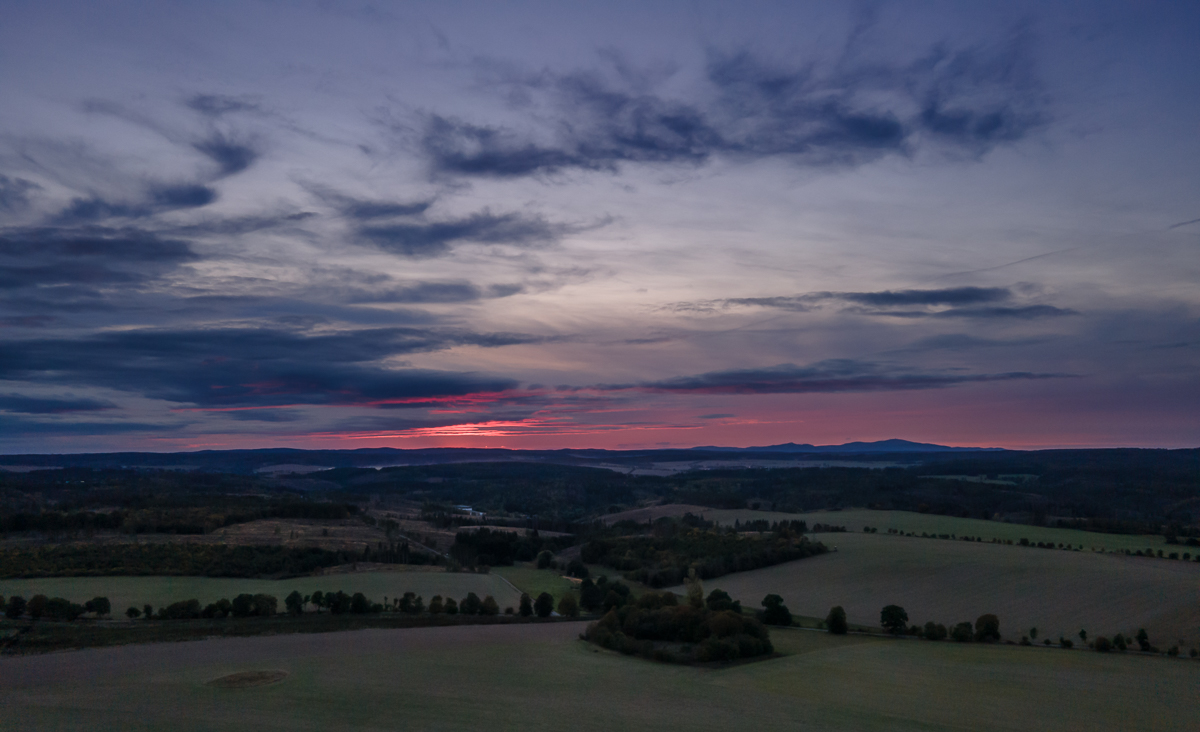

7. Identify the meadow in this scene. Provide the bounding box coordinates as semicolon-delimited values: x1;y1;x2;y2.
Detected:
675;531;1200;648
1;621;1195;731
0;568;523;615
603;505;1172;552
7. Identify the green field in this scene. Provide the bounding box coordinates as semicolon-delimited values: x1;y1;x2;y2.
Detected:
701;507;1173;552
674;531;1200;648
492;564;580;602
0;569;523;615
1;621;1196;731
609;505;1173;552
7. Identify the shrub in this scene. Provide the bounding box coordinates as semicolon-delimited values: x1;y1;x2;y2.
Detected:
951;622;974;642
705;589;740;613
974;614;1000;643
826;606;848;635
518;593;532;617
923;621;947;641
1060;637;1074;649
428;595;443;614
158;599;201;620
460;592;482;616
125;606;140;619
5;595;26;619
1094;636;1112;652
444;598;458;615
536;550;554;569
534;592;554;618
1113;633;1127;651
759;594;792;626
1135;628;1151;652
350;593;370;614
45;597;85;621
557;594;579;618
880;605;908;635
85;596;111;617
27;594;48;620
1167;645;1179;657
481;595;500;616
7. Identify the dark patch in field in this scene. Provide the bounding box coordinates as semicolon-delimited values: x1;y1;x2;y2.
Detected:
207;669;288;688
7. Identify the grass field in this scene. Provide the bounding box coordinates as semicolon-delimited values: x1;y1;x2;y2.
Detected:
602;505;1173;552
672;532;1200;649
2;621;1196;731
0;568;523;615
492;564;581;603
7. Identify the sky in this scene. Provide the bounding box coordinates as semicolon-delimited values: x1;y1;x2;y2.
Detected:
1;0;1198;453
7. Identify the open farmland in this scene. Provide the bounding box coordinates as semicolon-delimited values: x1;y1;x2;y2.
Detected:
675;532;1200;647
0;568;522;615
601;505;1171;552
2;622;1197;731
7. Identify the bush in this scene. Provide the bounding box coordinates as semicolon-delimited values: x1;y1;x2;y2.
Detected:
428;595;443;614
951;622;974;642
45;597;85;621
481;595;500;616
705;589;740;613
85;596;111;617
826;606;848;635
460;592;482;616
158;599;201;620
125;606;141;619
759;594;792;626
1094;636;1112;652
557;594;579;618
444;598;458;615
1113;633;1127;651
518;593;533;617
1060;637;1074;649
974;614;1000;643
5;595;27;619
923;621;947;641
536;550;554;569
534;592;554;618
27;594;48;620
880;605;908;635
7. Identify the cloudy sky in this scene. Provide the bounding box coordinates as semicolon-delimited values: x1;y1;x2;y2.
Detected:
1;1;1197;453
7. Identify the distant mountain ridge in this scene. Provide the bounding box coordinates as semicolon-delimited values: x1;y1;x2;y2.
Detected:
690;438;1003;453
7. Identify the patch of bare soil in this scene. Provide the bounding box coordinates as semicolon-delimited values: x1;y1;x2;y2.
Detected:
206;669;288;688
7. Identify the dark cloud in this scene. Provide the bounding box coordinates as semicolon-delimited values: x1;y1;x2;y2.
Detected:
602;359;1068;395
186;94;262;117
0;175;41;213
148;183;217;208
0;226;195;292
422;41;1045;178
676;287;1072;319
223;409;304;422
697;413;735;419
0;414;180;436
349;280;483;304
162;211;316;237
855;304;1076;319
303;185;434;221
192;133;259;177
358;210;575;257
0;326;530;408
1167;217;1200;230
838;287;1010;307
0;393;116;414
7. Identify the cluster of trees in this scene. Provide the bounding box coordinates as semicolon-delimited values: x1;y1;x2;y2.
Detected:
580;526;828;587
584;588;773;664
0;543;425;579
449;528;571;567
2;594;110;621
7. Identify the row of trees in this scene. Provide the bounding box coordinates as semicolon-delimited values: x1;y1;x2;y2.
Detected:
2;594;110;621
581;526;828;587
